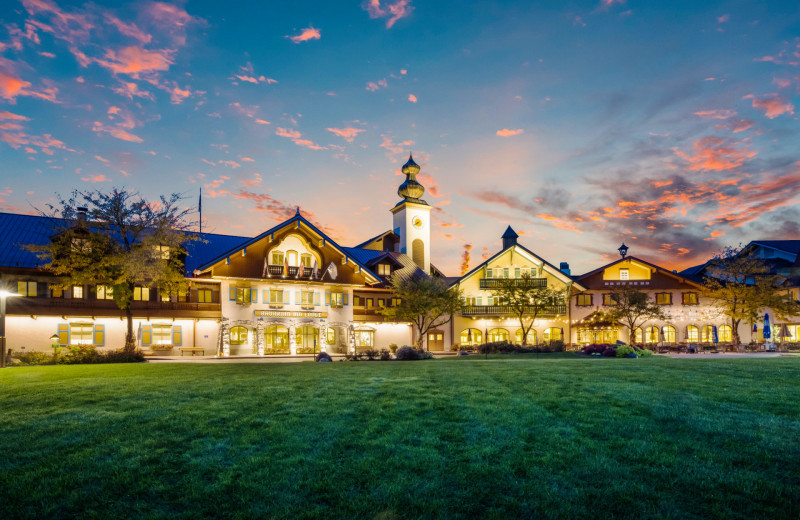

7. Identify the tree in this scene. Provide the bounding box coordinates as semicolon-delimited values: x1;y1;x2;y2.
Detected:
704;246;797;348
490;273;564;346
378;275;462;350
31;189;196;352
606;286;670;345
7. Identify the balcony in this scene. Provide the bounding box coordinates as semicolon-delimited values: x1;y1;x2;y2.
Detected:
7;296;222;319
479;278;547;289
352;307;404;323
461;304;566;317
265;264;318;280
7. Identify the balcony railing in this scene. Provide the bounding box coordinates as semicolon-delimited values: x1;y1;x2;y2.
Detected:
479;278;547;289
265;265;318;280
7;297;221;317
461;304;566;317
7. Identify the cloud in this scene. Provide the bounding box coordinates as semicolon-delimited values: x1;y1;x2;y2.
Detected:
717;14;729;23
673;136;756;172
112;81;154;100
496;128;524;137
233;190;332;232
218;160;241;168
81;174;110;182
728;119;755;133
275;127;326;150
408;93;417;103
231;62;278;85
276;127;301;139
240;157;255;162
362;0;414;28
744;94;795;119
241;173;262;187
287;26;321;44
104;13;151;44
379;134;413;159
366;78;388;91
92;122;143;142
94;155;109;163
326;127;365;143
694;109;735;119
255;119;270;125
0;111;30;121
0;72;31;101
94;46;175;77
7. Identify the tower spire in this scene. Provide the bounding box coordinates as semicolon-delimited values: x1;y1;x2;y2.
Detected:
397;153;427;205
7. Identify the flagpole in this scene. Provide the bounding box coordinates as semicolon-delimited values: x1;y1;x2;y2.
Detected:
199;187;203;234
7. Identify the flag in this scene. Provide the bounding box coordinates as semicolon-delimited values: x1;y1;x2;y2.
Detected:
312;259;319;279
262;257;267;278
298;263;305;278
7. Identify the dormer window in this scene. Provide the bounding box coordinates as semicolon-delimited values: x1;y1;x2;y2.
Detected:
620;268;629;280
271;252;284;265
377;263;391;276
300;254;312;267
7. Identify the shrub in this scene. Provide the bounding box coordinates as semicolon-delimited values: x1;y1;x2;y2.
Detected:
295;347;316;354
14;351;55;365
582;344;608;356
616;345;636;358
315;351;332;362
418;349;434;360
358;349;381;361
638;349;654;357
395;346;422;360
388;344;398;353
547;340;566;352
380;349;392;361
602;347;617;357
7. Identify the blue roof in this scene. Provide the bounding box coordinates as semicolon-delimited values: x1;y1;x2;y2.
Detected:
342;247;386;265
0;211;249;276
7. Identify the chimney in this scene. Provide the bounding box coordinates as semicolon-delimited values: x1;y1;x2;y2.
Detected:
501;226;519;250
560;262;571;276
76;207;88;222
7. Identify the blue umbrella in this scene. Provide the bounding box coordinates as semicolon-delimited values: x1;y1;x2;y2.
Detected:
712;325;719;344
763;314;771;340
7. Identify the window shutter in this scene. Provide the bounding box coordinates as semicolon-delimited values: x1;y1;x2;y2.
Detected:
93;324;105;346
315;292;320;305
172;325;182;346
283;290;289;304
229;287;236;301
264;289;269;303
141;324;152;346
37;282;47;298
57;324;69;345
325;292;330;305
250;289;257;303
343;293;349;306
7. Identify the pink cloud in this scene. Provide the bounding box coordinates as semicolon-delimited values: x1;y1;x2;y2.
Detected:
674;136;756;172
0;111;31;121
744;93;795;119
773;77;791;88
275;127;326;150
379;135;414;158
255;119;270;125
38;51;56;58
694;109;736;119
112;81;154;100
92;121;143;143
287;26;321;44
240;157;255;162
104;13;151;44
717;14;729;23
408;93;417;103
94;155;109;163
0;71;32;101
366;78;388;91
276;127;301;139
362;0;414;28
218;160;241;169
81;174;110;182
326;127;365;143
496;128;524;137
94;46;175;77
729;119;755;133
242;173;262;187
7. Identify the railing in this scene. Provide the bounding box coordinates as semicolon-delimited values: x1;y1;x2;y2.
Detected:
8;297;221;316
265;265;318;280
461;304;566;317
479;278;547;289
352;307;403;322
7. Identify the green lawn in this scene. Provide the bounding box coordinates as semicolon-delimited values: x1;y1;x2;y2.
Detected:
1;356;798;519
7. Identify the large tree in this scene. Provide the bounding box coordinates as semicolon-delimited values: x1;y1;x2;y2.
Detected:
703;246;797;348
490;273;564;345
378;275;462;350
606;286;670;346
32;189;196;351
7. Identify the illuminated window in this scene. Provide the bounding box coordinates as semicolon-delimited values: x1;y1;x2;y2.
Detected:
662;326;676;343
377;264;391;276
197;289;212;303
686;325;699;342
656;293;672;305
300;254;312;267
460;328;482;346
543;327;562;342
682;292;698;305
265;326;289;350
96;286;114;300
503;267;509;279
331;292;344;308
271;252;284;265
230;326;249;345
71;238;90;254
354;329;374;347
634;327;643;344
701;325;714;343
603;294;618;306
326;328;336;344
619;269;629;280
70;323;93;345
134;287;150;301
296;326;319;349
515;329;536;344
301;291;315;306
514;267;521;278
17;280;37;297
488;328;509;342
50;285;63;298
576;294;592;306
72;286;84;299
152;324;172;345
644;326;659;344
718;325;732;342
486;268;493;279
269;290;283;304
354;296;363;307
156;245;170;259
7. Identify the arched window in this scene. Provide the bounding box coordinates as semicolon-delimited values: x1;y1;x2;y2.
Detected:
460;328;482;346
487;328;509;342
686;325;699;342
644;326;659;344
265;325;289;351
296;326;319;349
515;329;537;345
412;239;424;269
543;327;562;342
286;250;298;266
634;327;643;344
719;325;732;342
662;326;676;344
230;326;248;345
701;325;714;343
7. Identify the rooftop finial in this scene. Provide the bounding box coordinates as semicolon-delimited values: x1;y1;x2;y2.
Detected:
397;152;427;205
295;206;301;216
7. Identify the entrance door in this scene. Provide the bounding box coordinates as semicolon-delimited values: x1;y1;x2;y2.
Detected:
427;330;444;351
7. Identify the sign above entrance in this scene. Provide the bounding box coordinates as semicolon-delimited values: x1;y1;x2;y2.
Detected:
254;310;328;319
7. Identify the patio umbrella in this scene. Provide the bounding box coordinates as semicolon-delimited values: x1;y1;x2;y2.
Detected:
763;314;771;340
712;325;719;344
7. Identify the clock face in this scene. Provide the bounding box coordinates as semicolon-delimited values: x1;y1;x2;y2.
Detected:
412;217;423;229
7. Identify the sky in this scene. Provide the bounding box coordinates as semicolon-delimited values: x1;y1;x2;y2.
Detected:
1;0;800;276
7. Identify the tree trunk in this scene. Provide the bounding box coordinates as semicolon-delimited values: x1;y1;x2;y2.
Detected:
731;318;741;350
415;326;425;350
519;316;527;346
124;305;135;352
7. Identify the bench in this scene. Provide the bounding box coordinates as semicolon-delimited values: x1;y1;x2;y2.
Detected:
180;347;205;357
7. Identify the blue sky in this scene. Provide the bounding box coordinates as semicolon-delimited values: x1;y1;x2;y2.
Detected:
1;0;799;275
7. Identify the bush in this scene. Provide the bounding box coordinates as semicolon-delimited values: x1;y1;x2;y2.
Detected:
638;349;654;357
380;349;392;361
295;347;316;354
14;351;55;365
395;346;432;361
602;347;617;357
616;345;636;358
358;349;381;361
546;340;566;352
388;344;398;353
315;351;332;362
582;344;609;356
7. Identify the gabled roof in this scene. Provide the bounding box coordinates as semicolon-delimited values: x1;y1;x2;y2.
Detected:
343;247;426;286
745;240;800;256
577;255;704;288
195;213;381;284
450;241;584;290
353;229;396;249
501;226;518;239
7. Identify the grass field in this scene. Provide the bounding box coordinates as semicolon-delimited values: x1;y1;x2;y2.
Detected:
1;356;799;519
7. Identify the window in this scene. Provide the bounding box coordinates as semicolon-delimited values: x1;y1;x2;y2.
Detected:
72;286;84;299
662;326;676;343
377;263;391;276
619;269;629;280
156;245;170;259
70;323;94;345
603;294;618;306
17;280;37;297
331;292;344;308
197;289;213;303
301;291;315;307
686;325;699;342
390;297;401;307
300;254;312;267
682;292;698;305
269;290;283;305
460;328;482;346
271;252;284;265
488;328;509;342
486;268;493;279
354;329;374;347
701;325;714;343
503;267;509;279
134;287;150;301
656;293;672;305
354;296;363;307
229;287;252;304
515;329;536;344
644;326;659;344
576;294;592;306
514;267;521;278
152;324;172;345
71;238;90;254
97;286;114;300
634;327;643;344
326;327;336;345
719;325;732;342
543;327;562;342
230;326;248;345
265;325;289;352
296;326;319;349
50;285;63;298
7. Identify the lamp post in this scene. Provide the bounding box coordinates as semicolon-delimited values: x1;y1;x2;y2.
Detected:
0;289;20;368
618;243;629;259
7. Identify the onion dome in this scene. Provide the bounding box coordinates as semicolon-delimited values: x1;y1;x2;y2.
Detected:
397;154;428;205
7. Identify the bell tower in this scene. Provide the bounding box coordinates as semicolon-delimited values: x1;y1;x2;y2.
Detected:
391;154;431;274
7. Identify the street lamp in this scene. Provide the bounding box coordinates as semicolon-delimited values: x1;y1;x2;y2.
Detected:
618;243;629;259
0;289;20;369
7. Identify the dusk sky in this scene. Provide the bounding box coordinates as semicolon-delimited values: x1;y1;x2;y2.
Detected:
1;0;799;275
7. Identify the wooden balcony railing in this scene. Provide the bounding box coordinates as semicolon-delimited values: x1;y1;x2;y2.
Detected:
461;304;566;317
265;265;319;280
479;278;547;289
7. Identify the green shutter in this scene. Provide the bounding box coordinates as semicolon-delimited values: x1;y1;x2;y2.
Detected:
57;323;69;345
172;325;182;346
93;324;105;346
141;324;152;346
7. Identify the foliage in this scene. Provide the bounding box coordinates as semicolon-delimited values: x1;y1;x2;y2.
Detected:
378;275;462;350
582;344;610;356
388;344;398;353
606;286;670;345
638;349;654;357
615;345;636;358
315;352;332;362
30;189;197;352
704;246;799;347
380;350;392;361
478;341;565;354
13;346;144;365
13;351;54;365
394;346;433;361
490;273;565;346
